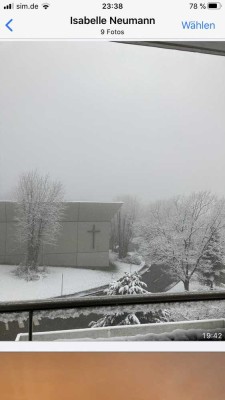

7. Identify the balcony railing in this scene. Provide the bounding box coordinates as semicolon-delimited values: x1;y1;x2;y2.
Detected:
1;291;225;341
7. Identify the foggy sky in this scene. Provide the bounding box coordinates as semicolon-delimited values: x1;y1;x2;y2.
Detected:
1;42;225;202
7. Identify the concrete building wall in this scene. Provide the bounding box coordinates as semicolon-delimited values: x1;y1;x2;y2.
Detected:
0;202;122;268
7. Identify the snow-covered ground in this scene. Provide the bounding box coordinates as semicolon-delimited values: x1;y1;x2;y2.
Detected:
0;258;144;302
168;280;225;293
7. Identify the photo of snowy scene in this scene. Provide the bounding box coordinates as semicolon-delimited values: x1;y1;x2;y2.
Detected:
1;42;225;340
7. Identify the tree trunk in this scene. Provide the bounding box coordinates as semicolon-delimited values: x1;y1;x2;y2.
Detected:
26;242;35;268
26;240;39;271
184;280;190;291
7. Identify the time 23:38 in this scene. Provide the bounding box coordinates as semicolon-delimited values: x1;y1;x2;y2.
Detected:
102;3;123;9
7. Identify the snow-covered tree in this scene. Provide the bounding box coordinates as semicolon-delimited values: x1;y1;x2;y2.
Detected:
198;229;225;289
89;312;141;328
136;192;225;291
89;272;172;328
105;272;148;295
110;195;139;259
15;171;64;272
90;272;148;327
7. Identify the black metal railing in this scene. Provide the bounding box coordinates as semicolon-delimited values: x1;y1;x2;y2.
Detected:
1;290;225;341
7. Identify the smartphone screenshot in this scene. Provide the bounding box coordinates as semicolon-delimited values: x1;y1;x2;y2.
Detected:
0;0;225;344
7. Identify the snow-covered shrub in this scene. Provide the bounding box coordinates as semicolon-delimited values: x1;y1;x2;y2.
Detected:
89;272;172;328
122;252;143;266
90;272;148;328
89;312;140;328
105;272;148;295
89;309;172;328
136;309;172;324
13;265;48;281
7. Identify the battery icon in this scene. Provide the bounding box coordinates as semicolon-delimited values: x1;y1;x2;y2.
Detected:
207;2;222;8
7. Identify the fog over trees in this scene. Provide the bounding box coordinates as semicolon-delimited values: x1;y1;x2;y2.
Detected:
111;195;140;258
1;42;225;294
135;191;225;291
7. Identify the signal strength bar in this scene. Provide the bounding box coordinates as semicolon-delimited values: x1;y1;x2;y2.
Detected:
4;3;14;9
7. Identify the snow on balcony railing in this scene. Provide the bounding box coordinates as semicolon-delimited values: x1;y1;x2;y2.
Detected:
0;291;225;341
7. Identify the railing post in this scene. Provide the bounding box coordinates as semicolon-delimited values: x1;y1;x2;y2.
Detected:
28;310;33;341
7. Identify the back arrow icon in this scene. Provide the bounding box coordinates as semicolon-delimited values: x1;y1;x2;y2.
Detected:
5;19;13;32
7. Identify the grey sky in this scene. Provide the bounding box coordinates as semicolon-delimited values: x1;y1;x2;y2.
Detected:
1;42;225;202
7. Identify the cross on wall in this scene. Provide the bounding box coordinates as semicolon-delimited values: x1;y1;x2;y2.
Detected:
87;224;101;249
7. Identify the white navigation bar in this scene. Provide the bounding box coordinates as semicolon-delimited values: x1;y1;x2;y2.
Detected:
0;0;225;40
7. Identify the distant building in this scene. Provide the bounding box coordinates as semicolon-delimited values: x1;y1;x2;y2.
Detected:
0;202;122;268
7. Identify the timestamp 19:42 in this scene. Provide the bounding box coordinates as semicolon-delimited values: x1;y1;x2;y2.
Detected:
102;3;123;9
202;332;223;340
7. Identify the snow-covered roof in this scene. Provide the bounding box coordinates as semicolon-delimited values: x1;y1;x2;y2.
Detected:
121;41;225;57
0;201;122;222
